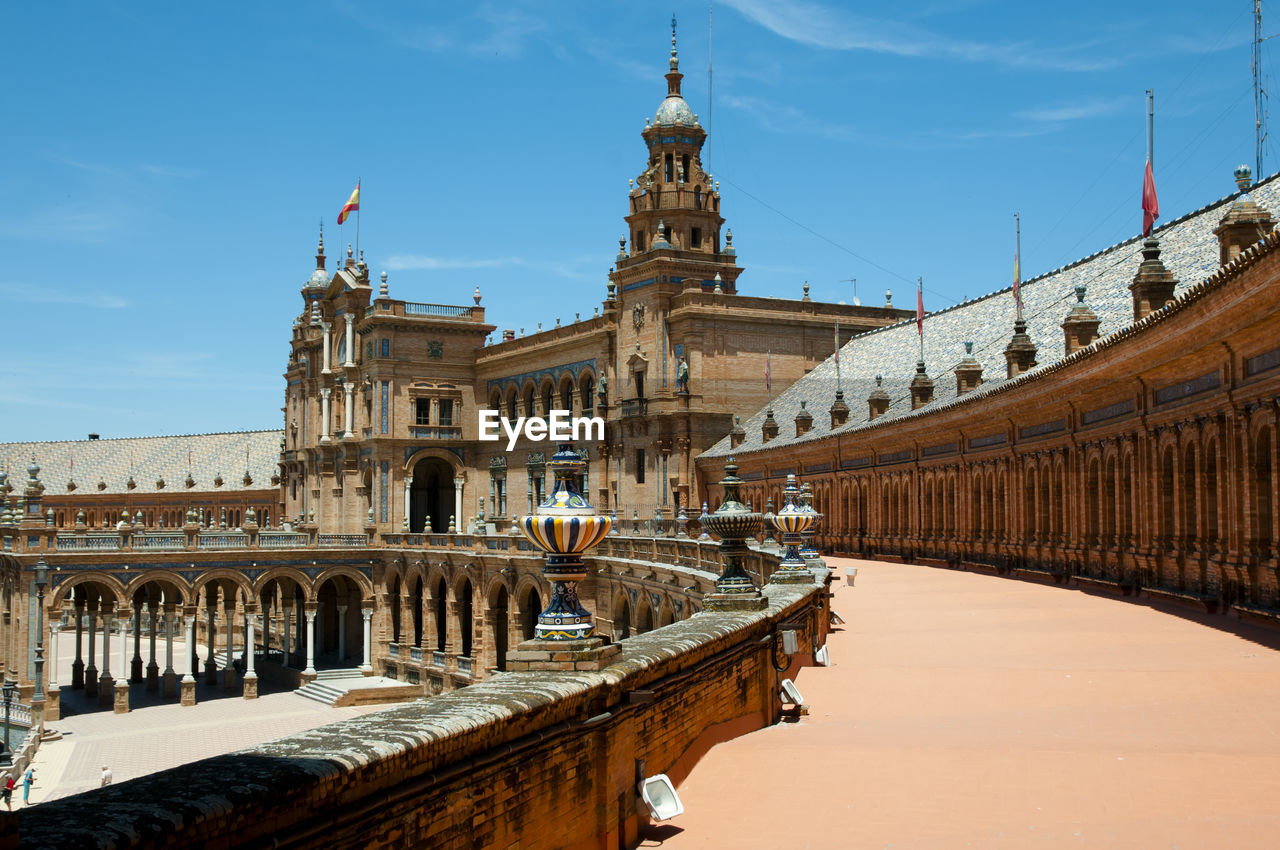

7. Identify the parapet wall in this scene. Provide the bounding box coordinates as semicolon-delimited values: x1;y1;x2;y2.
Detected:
16;570;830;849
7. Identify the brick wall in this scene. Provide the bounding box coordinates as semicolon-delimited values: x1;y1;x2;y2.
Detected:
14;573;830;849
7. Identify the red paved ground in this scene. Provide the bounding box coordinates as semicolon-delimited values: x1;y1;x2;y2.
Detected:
656;557;1280;849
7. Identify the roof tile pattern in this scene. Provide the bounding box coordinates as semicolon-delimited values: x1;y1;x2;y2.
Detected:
705;175;1280;457
0;431;283;495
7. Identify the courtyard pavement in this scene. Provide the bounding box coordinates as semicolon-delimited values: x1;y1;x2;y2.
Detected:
657;557;1280;849
17;637;389;805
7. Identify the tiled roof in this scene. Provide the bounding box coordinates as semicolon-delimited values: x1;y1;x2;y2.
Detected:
0;431;283;496
704;173;1280;458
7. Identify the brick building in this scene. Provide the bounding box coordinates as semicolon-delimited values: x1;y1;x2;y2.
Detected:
699;167;1280;616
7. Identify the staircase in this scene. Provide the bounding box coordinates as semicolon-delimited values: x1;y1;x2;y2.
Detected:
295;668;364;706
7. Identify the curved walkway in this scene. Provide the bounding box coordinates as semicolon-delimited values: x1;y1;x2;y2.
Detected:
661;557;1280;849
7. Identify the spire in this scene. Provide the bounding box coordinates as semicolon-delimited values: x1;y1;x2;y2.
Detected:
955;341;983;395
666;13;683;97
316;222;326;270
1061;285;1100;355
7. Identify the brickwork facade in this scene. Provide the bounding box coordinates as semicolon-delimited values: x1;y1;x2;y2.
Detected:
699;191;1280;622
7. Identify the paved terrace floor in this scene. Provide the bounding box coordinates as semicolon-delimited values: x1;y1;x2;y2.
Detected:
658;557;1280;849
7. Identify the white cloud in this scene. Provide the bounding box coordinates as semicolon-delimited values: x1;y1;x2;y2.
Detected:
1017;98;1125;123
720;0;1118;72
723;94;858;139
0;283;128;309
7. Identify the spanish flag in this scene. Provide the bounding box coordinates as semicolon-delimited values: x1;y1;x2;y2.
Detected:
337;181;360;225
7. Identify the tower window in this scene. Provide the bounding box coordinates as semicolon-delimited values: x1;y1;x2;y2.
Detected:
415;399;431;425
691;227;701;249
664;153;674;183
635;231;645;252
681;154;689;182
438;399;453;427
636;449;646;484
695;186;702;209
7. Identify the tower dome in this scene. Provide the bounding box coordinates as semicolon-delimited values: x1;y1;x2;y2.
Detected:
653;16;697;128
654;95;696;128
304;227;330;290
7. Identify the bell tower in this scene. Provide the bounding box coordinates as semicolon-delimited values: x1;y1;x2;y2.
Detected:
616;17;741;294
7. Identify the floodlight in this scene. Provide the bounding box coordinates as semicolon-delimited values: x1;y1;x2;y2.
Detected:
815;645;830;666
779;678;804;705
639;774;684;821
830;610;845;625
845;567;858;586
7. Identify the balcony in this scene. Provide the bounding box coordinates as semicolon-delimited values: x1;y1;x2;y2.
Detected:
621;398;648;418
410;425;462;440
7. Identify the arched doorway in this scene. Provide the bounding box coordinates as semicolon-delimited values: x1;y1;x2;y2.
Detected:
519;585;542;641
315;574;364;669
488;585;509;672
410;457;457;533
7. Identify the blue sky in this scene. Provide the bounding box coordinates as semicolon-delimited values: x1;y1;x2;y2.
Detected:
2;1;1267;442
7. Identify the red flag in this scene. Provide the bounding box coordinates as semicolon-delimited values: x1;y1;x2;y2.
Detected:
916;281;924;336
1142;160;1159;236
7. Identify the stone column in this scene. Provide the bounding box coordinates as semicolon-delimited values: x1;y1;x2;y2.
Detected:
281;599;294;667
454;476;465;531
302;603;318;678
242;605;258;699
361;606;373;674
320;388;332;443
72;601;85;690
222;601;237;690
114;606;130;713
84;601;99;698
336;604;347;661
343;381;355;439
129;601;143;684
403;478;413;530
162;604;177;697
321;321;332;375
343;312;355;368
46;622;62;722
180;605;197;706
294;600;304;666
205;601;219;685
144;604;159;690
98;606;113;707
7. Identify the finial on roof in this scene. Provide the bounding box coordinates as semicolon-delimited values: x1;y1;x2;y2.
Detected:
1235;164;1254;192
670;13;679;70
379;270;389;299
714;272;723;294
474;285;482;305
802;281;811;301
885;289;893;307
316;221;326;269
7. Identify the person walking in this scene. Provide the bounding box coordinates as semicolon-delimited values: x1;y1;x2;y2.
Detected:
100;765;113;787
2;774;13;810
21;767;34;805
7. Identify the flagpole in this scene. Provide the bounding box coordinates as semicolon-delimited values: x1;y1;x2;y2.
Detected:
1152;88;1162;171
834;318;842;393
917;277;924;364
1014;212;1023;322
355;177;361;263
767;349;772;407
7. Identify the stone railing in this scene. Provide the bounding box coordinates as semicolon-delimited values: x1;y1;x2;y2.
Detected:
131;533;187;551
316;534;368;548
54;534;121;552
197;532;248;550
21;569;831;848
258;531;310;549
